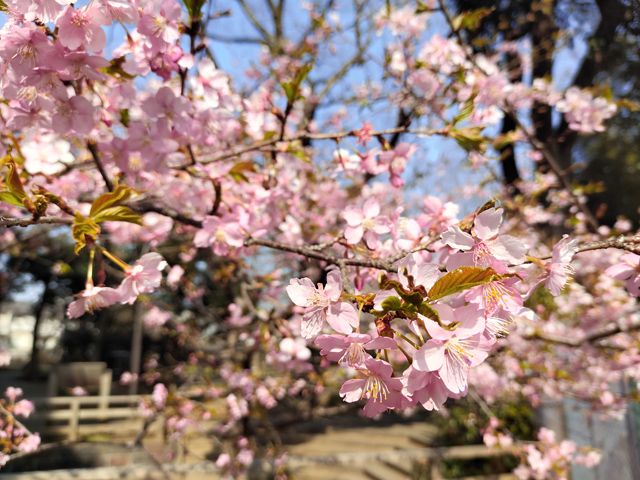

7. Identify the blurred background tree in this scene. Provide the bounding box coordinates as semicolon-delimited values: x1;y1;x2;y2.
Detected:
453;0;640;225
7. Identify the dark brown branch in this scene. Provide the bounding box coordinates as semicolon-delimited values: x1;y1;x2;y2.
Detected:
244;237;396;272
0;216;72;228
87;142;114;192
200;127;447;164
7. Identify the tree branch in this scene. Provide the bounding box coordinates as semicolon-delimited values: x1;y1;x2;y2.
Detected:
87;142;114;192
0;216;72;228
528;320;640;347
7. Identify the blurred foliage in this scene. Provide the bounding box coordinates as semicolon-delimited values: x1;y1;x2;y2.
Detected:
432;397;536;446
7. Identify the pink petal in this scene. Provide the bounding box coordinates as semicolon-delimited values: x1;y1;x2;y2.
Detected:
413;341;445;372
324;269;343;302
344;225;364;244
339;379;365;403
491;235;527;264
362;198;380;218
605;263;634;281
342;207;364;226
301;308;326;339
441;226;474;251
440;354;468;394
286;278;316;307
365;337;397;350
326;302;359;334
472;208;502;241
66;299;86;318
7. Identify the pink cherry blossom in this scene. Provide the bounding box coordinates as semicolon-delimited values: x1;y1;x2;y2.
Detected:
401;366;450;411
466;277;523;317
286;269;359;338
315;333;396;368
545;235;579;295
556;87;616;134
67;285;122;318
396;253;440;291
279;337;311;361
342;198;390;249
378;142;416;187
605;252;640;296
442;207;527;272
119;252;168;304
56;5;108;52
50;95;97;136
194;213;247;256
13;399;34;418
5;387;23;402
17;433;40;453
339;357;404;417
413;305;490;394
152;383;168;409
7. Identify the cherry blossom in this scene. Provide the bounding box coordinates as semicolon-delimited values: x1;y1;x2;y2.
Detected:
442;207;527;272
605;252;640;296
286;270;359;338
342;198;391;249
545;236;580;295
56;5;108;52
413;305;490;394
339;357;404;417
66;285;122;318
119;252;168;304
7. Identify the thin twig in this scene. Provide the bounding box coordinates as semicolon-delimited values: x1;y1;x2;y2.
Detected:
0;216;72;228
87;142;114;192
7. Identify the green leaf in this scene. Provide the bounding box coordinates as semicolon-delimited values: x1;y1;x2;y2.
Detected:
89;184;135;218
415;1;432;14
280;64;313;104
379;276;425;305
182;0;206;17
428;267;500;301
5;161;27;201
380;296;403;311
0;191;25;208
450;126;486;153
119;109;130;127
102;57;135;80
71;214;100;254
452;7;494;31
228;161;256;183
418;303;441;322
91;206;142;225
452;95;475;126
492;130;520;149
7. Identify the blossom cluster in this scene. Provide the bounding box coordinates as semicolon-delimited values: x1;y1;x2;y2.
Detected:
0;387;40;466
513;428;601;480
67;252;167;318
0;0;636;474
285;208;590;416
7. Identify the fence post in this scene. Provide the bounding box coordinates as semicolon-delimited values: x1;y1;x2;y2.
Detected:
69;397;80;441
98;370;112;419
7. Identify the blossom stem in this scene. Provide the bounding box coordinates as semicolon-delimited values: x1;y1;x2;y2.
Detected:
395;344;413;364
86;247;95;288
394;330;420;350
98;246;131;272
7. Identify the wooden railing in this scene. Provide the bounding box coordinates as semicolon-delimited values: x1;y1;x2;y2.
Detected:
29;395;143;441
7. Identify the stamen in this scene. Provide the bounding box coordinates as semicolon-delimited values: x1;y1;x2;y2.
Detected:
340;343;367;367
362;374;390;402
472;241;492;267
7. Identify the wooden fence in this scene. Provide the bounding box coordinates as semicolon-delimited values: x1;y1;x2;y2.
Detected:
29;395;143;441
